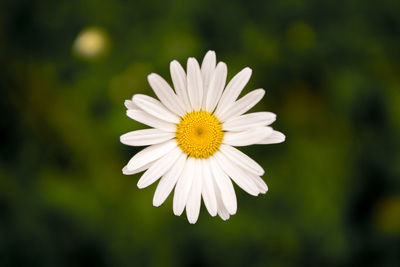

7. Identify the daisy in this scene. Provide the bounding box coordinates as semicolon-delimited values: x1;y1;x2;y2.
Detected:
121;51;285;223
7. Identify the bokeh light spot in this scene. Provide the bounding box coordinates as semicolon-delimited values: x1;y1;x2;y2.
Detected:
73;27;110;60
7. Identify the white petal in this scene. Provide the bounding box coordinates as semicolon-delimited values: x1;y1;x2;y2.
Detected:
219;144;264;176
170;60;186;93
256;130;286;144
186;159;203;224
132;94;180;124
215;67;252;116
214;151;259;196
186;57;203;111
201;51;216;87
223;127;273;146
201;51;216;109
214;183;230;221
209;158;237;215
137;147;181;189
201;159;218;216
127;140;177;171
247;172;268;194
173;157;195;216
124;99;138;110
217;89;265;122
170;60;191;113
153;153;187;207
126;109;176;132
122;161;153;175
147;73;185;117
205;62;227;112
222;112;276;132
120;129;174;146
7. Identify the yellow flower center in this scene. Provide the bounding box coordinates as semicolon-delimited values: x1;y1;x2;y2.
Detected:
176;111;224;158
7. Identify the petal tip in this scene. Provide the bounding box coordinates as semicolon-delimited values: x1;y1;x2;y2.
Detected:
147;73;156;80
204;50;216;59
173;209;183;216
220;216;230;221
188;218;198;224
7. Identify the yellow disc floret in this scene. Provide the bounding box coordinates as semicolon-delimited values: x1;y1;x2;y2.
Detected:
176;111;224;158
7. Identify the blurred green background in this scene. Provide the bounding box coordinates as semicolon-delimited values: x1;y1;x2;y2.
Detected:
1;0;400;266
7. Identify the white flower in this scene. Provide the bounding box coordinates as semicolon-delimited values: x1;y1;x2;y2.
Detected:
121;51;285;223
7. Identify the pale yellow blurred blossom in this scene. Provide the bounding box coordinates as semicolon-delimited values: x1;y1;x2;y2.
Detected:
73;27;110;60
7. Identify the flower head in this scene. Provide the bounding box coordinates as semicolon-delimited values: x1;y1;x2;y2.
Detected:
121;51;285;223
